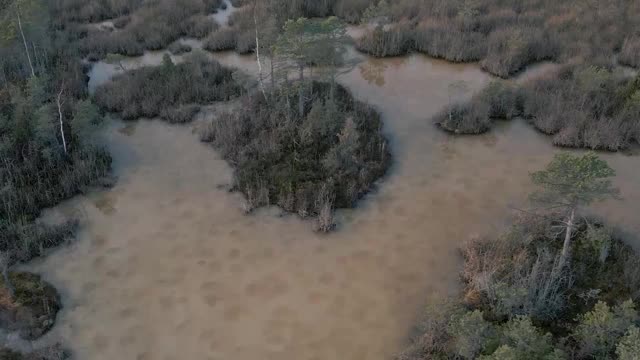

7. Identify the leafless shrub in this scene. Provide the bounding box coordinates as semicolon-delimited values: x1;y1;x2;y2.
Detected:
203;29;238;51
94;56;241;120
167;42;192;55
313;184;336;233
414;23;487;62
619;36;640;68
434;102;491;134
356;24;413;57
480;26;558;78
462;224;573;321
159;105;200;123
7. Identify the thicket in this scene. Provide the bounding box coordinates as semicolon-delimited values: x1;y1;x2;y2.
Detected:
1;0;111;351
93;53;241;121
399;214;640;360
50;0;225;60
399;154;640;360
355;0;639;77
1;76;111;264
435;67;640;151
203;8;255;54
46;0;640;80
202;82;391;231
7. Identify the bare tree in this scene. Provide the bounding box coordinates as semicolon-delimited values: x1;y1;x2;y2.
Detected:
56;84;68;154
530;152;620;267
251;0;267;101
0;0;41;77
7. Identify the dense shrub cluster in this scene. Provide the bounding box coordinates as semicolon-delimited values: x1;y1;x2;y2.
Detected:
51;0;225;60
203;8;256;54
0;6;111;347
52;0;145;23
51;0;640;78
1;78;111;264
94;54;242;121
355;0;639;77
357;21;559;78
202;82;391;231
435;67;640;150
399;215;640;360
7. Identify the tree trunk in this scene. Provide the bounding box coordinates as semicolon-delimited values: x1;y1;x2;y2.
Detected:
298;65;304;117
270;58;275;90
253;3;267;101
561;209;575;266
57;86;68;154
16;10;36;78
298;84;304;117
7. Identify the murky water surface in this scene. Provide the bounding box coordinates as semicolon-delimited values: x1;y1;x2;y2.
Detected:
34;40;640;360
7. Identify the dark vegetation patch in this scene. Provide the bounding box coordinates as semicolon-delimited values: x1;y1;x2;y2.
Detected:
435;67;640;151
0;272;61;340
398;215;640;360
354;0;640;77
202;82;391;231
1;76;111;267
50;0;640;79
1;0;112;350
94;54;241;121
0;344;68;360
203;8;255;54
167;42;192;55
51;0;225;60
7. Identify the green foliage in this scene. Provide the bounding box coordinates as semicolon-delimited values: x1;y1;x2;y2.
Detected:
530;152;619;209
482;316;566;360
0;271;61;340
573;300;639;359
0;0;44;42
616;326;640;360
447;310;496;359
72;99;103;139
582;225;613;264
482;344;565;360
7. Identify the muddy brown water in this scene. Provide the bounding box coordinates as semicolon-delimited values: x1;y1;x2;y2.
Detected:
30;44;640;360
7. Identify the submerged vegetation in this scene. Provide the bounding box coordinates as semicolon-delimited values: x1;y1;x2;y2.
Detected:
94;53;241;121
436;67;640;151
399;153;640;360
0;272;61;340
203;82;390;231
